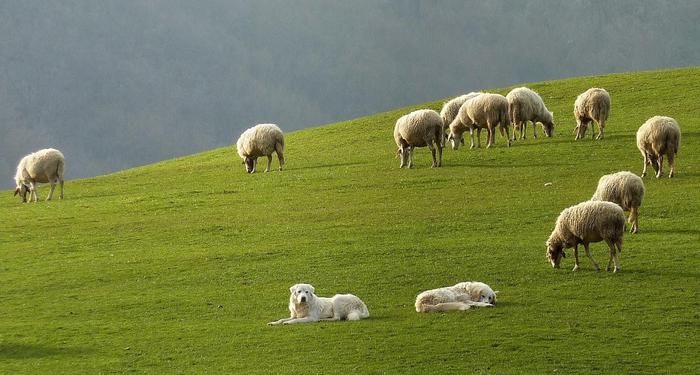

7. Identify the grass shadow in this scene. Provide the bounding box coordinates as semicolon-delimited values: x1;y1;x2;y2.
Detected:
0;343;93;359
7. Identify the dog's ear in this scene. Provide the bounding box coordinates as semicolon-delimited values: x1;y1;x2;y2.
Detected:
289;285;297;294
494;291;500;295
309;285;315;294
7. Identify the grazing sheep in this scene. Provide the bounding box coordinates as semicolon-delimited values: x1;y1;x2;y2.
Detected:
546;200;625;272
448;93;511;150
591;171;645;234
415;281;497;312
440;92;482;143
394;109;443;168
14;148;65;203
636;116;681;178
506;87;555;140
236;123;285;173
574;88;610;140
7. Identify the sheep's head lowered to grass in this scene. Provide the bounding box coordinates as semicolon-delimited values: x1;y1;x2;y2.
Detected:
545;240;565;268
13;184;30;203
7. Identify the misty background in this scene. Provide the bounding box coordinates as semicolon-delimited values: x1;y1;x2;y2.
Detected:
2;0;699;186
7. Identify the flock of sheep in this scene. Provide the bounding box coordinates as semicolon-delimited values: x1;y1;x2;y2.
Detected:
392;86;680;272
13;86;682;275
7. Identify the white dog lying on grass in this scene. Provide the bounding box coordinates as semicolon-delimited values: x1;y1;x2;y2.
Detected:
268;283;370;325
415;281;497;312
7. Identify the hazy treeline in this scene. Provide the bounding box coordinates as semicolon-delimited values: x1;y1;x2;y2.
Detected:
1;0;698;184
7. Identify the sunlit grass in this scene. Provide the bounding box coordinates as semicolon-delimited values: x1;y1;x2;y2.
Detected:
1;67;698;373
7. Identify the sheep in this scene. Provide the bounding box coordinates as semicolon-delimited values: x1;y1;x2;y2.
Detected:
236;123;285;173
636;116;681;178
394;109;443;168
506;87;554;140
447;93;511;150
14;148;65;203
546;200;625;272
591;171;645;234
574;88;610;140
439;92;482;143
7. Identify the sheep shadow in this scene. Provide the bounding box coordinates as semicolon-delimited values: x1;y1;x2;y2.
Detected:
0;343;92;359
290;161;367;171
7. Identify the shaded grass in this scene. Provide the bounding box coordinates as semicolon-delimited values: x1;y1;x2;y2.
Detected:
1;67;699;373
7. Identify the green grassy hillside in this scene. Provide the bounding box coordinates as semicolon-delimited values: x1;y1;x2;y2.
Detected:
1;67;698;374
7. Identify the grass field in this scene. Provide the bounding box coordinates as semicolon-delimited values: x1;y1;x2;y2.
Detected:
1;67;698;374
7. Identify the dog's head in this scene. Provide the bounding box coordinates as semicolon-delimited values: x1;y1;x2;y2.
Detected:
454;282;497;305
289;283;315;305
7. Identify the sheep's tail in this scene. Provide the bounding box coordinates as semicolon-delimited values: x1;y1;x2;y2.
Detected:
56;158;65;180
436;124;445;148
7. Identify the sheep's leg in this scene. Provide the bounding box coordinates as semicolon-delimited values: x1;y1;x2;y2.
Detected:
511;123;517;141
629;207;639;234
596;121;605;140
486;127;494;149
533;121;538;139
582;243;600;271
667;152;675;178
264;155;273;173
500;124;511;147
469;128;476;149
655;155;664;178
574;119;582;140
436;142;443;167
275;144;285;171
59;179;64;199
46;180;56;201
640;151;649;177
408;147;415;168
572;244;581;272
29;182;38;202
605;239;620;272
428;143;437;168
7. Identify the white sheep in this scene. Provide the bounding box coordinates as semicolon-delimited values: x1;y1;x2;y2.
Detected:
236;123;285;173
439;92;482;143
394;109;443;168
447;93;511;150
14;148;65;203
546;200;625;272
574;88;610;140
506;87;554;140
591;171;645;234
636;116;681;178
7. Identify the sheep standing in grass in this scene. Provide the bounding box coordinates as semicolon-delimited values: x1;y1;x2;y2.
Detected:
439;92;482;143
448;93;510;150
591;171;645;234
574;88;610;140
14;148;65;203
506;87;554;140
394;109;443;168
636;116;681;178
546;200;625;272
236;123;285;173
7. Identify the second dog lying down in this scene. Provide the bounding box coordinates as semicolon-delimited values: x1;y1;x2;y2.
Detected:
268;283;369;325
415;281;497;312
